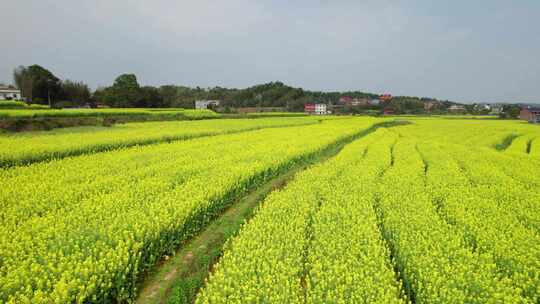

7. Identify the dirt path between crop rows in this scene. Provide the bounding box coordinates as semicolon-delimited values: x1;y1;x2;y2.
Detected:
135;121;406;304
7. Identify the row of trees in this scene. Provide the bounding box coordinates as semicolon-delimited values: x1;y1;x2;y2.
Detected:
13;65;90;107
14;64;508;116
10;65;388;109
97;80;382;111
93;74;166;108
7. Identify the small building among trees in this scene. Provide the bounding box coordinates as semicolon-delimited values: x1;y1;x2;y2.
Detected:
520;107;540;123
195;100;221;109
448;105;466;113
305;103;327;115
0;86;22;100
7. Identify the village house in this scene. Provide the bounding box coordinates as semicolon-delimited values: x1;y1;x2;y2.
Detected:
424;101;438;112
520;106;540;123
351;98;370;106
0;86;22;100
448;105;466;113
304;103;327;115
338;96;353;104
369;99;380;106
338;96;371;106
475;103;491;111
489;105;503;115
379;93;392;103
195;100;220;109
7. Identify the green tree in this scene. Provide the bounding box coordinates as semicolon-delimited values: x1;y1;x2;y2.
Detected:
60;80;91;106
13;65;61;104
102;74;142;107
138;86;165;107
500;105;521;119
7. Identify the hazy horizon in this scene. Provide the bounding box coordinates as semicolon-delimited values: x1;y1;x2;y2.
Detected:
1;0;539;104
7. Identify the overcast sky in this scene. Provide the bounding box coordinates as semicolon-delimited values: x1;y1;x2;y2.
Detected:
1;0;539;103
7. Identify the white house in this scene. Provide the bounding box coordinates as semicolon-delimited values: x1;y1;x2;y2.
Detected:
315;103;327;114
490;105;503;115
0;87;22;100
448;105;466;112
304;103;328;115
195;100;220;109
480;104;491;110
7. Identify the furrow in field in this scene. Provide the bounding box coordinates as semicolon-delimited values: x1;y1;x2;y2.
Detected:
196;129;405;304
136;119;381;304
305;130;404;304
421;143;540;301
506;134;538;154
373;138;525;303
0;118;386;303
494;133;521;151
477;147;540;189
446;144;540;233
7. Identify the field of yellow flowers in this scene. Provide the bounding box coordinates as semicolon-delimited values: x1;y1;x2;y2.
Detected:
198;118;539;303
0;116;538;303
0;117;379;303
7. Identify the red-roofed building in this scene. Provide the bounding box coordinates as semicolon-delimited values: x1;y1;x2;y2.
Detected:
520;107;540;123
338;96;353;105
379;94;392;102
305;103;327;115
339;96;370;106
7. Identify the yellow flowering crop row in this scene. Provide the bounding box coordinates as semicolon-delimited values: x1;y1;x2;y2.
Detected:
417;142;539;302
196;129;406;303
305;130;405;303
374;137;525;303
198;122;535;303
531;137;539;156
0;118;379;303
505;134;537;154
0;108;217;119
394;117;539;150
0;117;319;167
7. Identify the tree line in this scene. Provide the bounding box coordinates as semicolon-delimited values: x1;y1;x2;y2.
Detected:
10;64;384;110
10;64;520;117
13;65;90;107
94;76;385;111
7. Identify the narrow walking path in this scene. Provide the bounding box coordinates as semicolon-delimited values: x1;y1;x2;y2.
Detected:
136;161;297;304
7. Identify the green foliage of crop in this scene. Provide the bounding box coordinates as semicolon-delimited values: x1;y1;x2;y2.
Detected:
0;100;49;110
0;100;28;109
